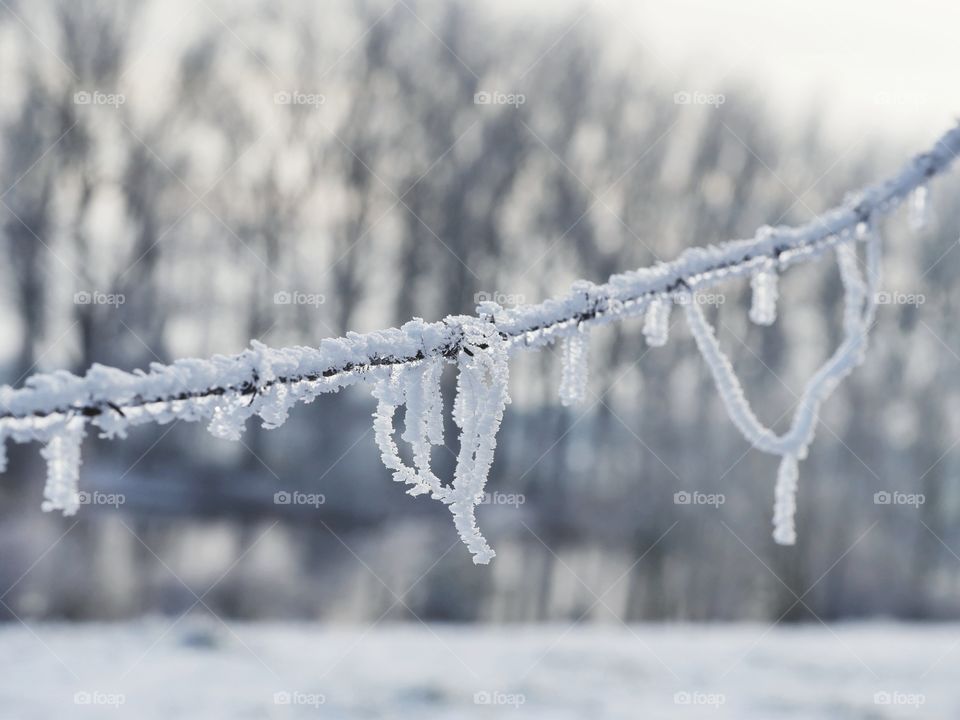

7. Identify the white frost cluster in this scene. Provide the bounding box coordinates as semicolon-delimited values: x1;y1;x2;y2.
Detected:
0;122;953;560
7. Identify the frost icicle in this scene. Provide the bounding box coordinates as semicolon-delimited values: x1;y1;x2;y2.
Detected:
40;417;86;516
909;185;930;231
559;326;589;406
448;319;511;564
685;230;880;545
643;297;671;347
749;263;779;326
400;359;446;498
772;454;799;545
371;368;428;496
422;358;445;447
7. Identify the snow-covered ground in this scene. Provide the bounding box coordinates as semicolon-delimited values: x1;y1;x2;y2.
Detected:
1;620;955;718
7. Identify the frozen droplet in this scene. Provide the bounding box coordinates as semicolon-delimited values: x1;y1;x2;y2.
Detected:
643;298;671;347
749;266;779;326
559;327;589;406
40;418;86;516
909;186;930;231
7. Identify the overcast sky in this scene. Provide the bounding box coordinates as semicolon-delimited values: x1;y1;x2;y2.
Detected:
617;0;955;146
491;0;956;148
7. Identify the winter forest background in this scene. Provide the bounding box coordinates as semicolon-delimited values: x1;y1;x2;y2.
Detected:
2;0;960;716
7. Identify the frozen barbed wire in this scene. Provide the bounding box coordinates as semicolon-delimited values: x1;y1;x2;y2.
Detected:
0;123;956;560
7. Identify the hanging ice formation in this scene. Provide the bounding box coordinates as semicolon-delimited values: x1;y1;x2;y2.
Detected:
40;417;86;516
559;325;590;406
749;261;779;326
683;233;880;543
908;185;930;231
368;316;510;563
0;123;956;561
642;297;671;346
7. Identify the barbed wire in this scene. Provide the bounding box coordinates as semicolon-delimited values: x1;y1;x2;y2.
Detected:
1;123;959;426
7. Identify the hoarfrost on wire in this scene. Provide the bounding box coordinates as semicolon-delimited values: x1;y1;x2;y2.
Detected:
0;123;955;561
